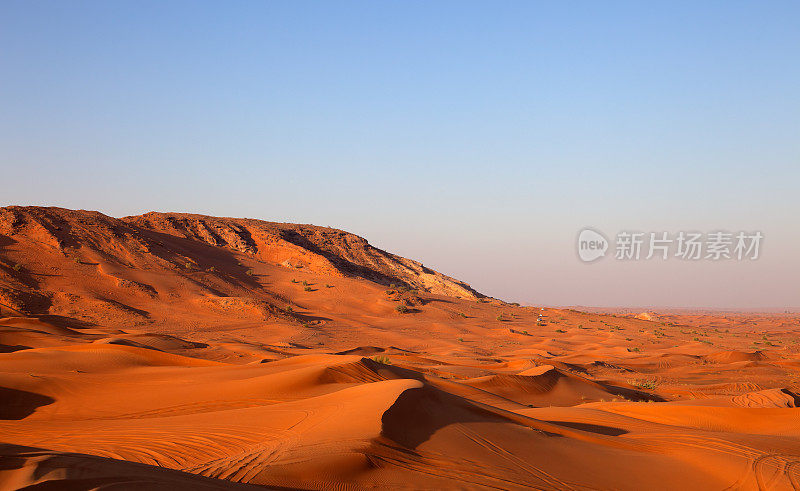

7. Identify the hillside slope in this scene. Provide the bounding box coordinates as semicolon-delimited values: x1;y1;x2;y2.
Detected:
0;206;480;324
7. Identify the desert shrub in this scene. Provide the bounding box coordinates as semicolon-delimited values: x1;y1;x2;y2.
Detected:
284;306;293;312
496;315;505;321
628;379;659;390
12;263;22;272
325;284;333;288
627;347;641;352
302;280;309;286
395;305;409;314
291;279;299;283
555;329;566;333
304;286;313;292
458;312;467;318
207;266;216;272
246;270;255;276
371;355;392;365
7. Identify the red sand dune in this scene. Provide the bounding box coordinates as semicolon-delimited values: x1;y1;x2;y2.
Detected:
1;206;800;489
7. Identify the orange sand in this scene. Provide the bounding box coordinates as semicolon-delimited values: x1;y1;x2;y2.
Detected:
1;206;799;489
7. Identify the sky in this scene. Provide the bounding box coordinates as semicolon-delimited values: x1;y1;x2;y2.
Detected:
1;1;798;309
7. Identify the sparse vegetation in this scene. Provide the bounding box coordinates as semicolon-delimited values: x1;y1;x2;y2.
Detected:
291;279;299;283
555;329;566;333
458;312;467;318
302;280;309;286
628;379;660;390
12;263;22;272
395;304;409;314
371;355;392;365
304;286;313;292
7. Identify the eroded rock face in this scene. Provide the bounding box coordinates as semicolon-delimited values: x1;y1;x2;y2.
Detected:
124;211;481;298
0;207;481;320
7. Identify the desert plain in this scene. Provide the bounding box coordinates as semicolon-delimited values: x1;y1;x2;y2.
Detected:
1;206;798;490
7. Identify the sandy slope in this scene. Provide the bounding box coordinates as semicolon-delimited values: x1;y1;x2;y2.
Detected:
1;207;799;490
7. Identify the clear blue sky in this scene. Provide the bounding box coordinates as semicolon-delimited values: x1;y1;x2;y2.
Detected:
2;1;798;308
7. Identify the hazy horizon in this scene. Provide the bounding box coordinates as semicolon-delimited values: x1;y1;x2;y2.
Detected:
2;1;798;309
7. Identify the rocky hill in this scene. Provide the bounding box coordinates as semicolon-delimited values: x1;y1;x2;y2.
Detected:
0;206;481;322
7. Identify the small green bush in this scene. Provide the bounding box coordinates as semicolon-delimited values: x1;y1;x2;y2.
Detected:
628;379;659;390
304;286;313;292
395;304;409;314
371;355;392;365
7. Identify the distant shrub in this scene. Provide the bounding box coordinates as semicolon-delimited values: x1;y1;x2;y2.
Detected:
496;315;505;321
304;286;313;292
395;305;409;314
284;306;293;312
457;337;464;342
325;284;334;288
12;263;21;272
302;280;309;286
371;355;392;365
207;266;216;272
458;312;467;318
555;329;567;333
628;379;659;390
291;279;299;283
